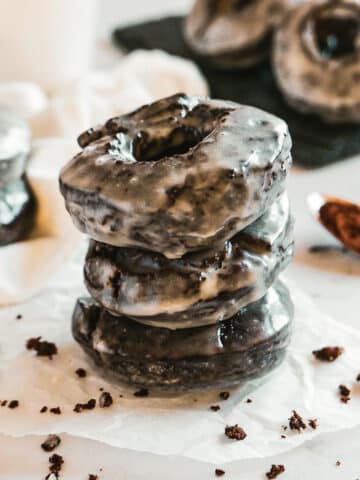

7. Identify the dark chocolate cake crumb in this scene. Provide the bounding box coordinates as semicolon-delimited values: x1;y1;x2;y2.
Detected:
339;384;351;403
16;314;22;320
335;460;341;467
289;410;307;432
8;400;19;409
224;424;247;441
26;337;58;359
246;398;252;403
48;453;64;475
75;368;87;378
41;435;61;452
356;373;360;382
215;468;225;476
99;392;113;408
40;406;48;413
266;464;285;479
312;346;344;362
308;418;318;430
281;434;286;439
50;407;62;415
74;398;96;413
1;400;7;407
210;405;221;412
219;391;230;400
88;475;98;480
133;388;149;397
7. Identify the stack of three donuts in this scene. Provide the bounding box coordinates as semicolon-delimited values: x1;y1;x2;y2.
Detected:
60;93;295;391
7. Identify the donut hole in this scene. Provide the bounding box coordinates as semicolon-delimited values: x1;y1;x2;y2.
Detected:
305;5;360;61
133;108;229;162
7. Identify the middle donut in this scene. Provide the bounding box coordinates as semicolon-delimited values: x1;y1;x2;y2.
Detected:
84;193;294;329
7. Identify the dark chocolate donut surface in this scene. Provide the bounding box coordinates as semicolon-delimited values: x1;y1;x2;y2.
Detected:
72;281;293;391
84;194;294;329
273;0;360;123
185;0;290;68
60;93;292;258
0;176;36;246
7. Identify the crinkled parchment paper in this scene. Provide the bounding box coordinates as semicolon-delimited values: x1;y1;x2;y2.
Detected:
0;260;359;464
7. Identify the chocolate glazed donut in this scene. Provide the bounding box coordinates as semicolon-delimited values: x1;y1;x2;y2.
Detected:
185;0;290;69
60;94;292;259
0;176;36;246
84;194;294;329
273;0;360;123
72;281;293;391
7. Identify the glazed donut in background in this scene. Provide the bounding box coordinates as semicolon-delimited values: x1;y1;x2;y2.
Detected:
184;0;290;69
60;93;292;259
273;0;360;123
72;281;293;391
0;107;36;246
84;194;294;329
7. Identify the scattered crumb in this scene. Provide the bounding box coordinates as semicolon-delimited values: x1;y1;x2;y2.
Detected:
88;475;98;480
215;468;225;477
133;388;149;397
16;314;22;320
99;392;113;408
50;407;61;415
26;337;58;359
219;391;230;400
99;387;104;392
224;425;247;441
1;400;7;407
281;435;286;439
75;368;87;378
210;405;221;412
8;400;19;409
357;373;360;382
281;425;288;431
336;460;341;467
41;435;61;452
246;398;252;403
48;453;64;477
74;399;96;413
266;464;285;479
119;394;123;398
40;406;48;413
312;346;344;362
308;418;318;430
339;384;351;403
289;410;306;432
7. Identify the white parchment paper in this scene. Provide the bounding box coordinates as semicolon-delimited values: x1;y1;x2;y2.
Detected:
0;267;359;464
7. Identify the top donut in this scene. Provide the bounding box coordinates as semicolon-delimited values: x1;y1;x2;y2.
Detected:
59;93;292;258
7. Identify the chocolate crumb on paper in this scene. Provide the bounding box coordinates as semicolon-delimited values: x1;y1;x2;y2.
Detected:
339;384;351;403
1;400;7;407
8;400;19;409
312;346;344;362
88;475;98;480
16;314;22;320
99;392;113;408
75;368;87;378
74;398;96;413
41;435;61;452
308;418;318;430
47;453;64;478
246;398;252;403
215;468;225;477
219;391;230;400
40;406;48;413
26;337;58;359
133;388;149;397
210;405;221;412
356;373;360;382
266;464;285;479
50;407;61;415
224;424;247;441
289;410;306;432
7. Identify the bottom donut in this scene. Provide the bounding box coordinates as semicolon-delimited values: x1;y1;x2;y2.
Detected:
72;281;293;391
0;176;36;246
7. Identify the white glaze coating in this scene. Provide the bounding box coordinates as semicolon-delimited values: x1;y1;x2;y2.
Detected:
273;0;360;123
